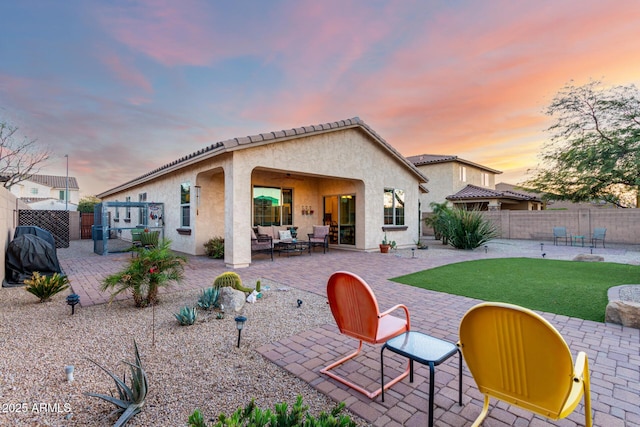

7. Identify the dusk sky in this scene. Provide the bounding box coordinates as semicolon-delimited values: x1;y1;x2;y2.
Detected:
1;0;639;197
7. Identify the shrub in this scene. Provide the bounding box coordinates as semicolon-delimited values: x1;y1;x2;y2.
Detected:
175;306;198;326
441;208;498;249
188;395;356;427
204;237;224;259
101;239;186;307
85;339;148;427
24;272;70;302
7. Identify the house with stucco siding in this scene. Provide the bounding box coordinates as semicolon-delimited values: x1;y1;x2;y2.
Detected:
97;117;428;268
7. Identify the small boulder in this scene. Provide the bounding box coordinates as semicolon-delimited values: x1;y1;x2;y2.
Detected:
606;300;640;329
573;254;604;262
219;286;245;312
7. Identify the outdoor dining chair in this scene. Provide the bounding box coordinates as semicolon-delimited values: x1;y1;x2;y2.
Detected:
458;302;592;427
591;227;606;248
321;271;411;398
553;226;569;245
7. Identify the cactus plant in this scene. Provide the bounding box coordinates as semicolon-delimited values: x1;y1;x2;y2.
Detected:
213;272;252;293
85;339;148;427
256;280;261;293
24;272;70;302
197;287;220;310
175;306;198;326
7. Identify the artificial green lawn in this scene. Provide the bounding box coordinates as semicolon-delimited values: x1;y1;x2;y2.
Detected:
392;258;640;322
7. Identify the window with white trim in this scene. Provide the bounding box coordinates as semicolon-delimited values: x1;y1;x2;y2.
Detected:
384;188;405;225
481;172;489;187
180;182;190;227
460;166;467;182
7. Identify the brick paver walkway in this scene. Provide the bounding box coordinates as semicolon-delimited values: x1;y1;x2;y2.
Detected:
58;239;640;426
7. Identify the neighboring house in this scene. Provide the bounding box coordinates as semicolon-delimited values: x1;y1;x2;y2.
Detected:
9;174;80;211
447;183;543;211
495;183;616;210
97;117;428;268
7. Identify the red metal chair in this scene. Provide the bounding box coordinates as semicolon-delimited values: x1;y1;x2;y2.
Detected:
321;271;411;398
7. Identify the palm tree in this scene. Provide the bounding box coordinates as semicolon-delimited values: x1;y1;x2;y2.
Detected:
102;239;186;307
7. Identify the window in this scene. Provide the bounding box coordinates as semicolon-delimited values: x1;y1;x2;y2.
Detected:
253;186;293;226
384;188;405;225
115;200;120;220
481;172;490;187
59;190;65;201
180;182;190;227
125;196;131;220
30;188;38;195
138;193;147;225
460;166;467;182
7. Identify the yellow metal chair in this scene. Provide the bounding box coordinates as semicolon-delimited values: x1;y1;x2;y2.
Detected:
458;302;592;427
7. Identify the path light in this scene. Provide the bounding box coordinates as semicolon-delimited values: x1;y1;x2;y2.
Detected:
411;248;416;258
590;245;594;254
542;253;546;258
484;245;488;253
64;365;74;382
540;242;544;251
234;316;247;348
297;299;303;308
66;294;80;315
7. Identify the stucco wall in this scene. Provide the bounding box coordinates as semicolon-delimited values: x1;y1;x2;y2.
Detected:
1;188;30;284
100;127;424;263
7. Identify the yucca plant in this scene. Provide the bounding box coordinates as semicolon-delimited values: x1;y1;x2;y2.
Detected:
442;207;498;249
197;287;220;310
102;239;186;307
175;306;198;326
24;272;70;302
85;340;148;427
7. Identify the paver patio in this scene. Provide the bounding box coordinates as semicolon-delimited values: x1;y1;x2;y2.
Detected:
58;239;640;426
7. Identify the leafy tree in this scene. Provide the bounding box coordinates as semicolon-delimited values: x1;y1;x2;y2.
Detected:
523;80;640;208
0;120;51;189
78;195;101;213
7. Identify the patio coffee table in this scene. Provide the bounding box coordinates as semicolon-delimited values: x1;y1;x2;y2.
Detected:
381;331;462;427
275;239;310;256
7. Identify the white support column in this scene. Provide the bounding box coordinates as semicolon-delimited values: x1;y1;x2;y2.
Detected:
224;160;252;268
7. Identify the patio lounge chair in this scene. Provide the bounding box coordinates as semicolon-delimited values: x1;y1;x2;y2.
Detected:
553;227;568;245
321;271;411;398
307;225;329;253
458;302;592;427
251;228;273;261
591;228;606;248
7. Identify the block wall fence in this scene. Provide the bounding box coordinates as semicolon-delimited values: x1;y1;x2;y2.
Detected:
423;209;640;246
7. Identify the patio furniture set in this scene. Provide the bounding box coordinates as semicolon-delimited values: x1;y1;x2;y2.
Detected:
553;226;606;248
251;225;330;261
323;271;592;427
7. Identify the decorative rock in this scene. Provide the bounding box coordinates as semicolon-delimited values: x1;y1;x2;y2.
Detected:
606;300;640;328
219;287;245;312
573;254;604;262
606;285;640;328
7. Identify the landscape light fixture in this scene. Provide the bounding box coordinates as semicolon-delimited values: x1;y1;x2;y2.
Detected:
484;245;488;253
234;315;247;348
411;248;416;258
66;293;80;315
540;242;544;251
297;299;303;308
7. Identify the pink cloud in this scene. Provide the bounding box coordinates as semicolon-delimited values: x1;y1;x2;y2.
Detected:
99;50;153;102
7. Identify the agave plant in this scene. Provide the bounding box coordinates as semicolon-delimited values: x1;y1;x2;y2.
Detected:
101;239;186;307
24;272;70;302
85;340;148;427
442;207;498;249
175;306;198;326
197;286;220;310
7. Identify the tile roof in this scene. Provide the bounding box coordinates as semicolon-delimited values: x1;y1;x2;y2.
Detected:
447;184;541;201
25;174;79;189
407;153;502;174
97;117;429;198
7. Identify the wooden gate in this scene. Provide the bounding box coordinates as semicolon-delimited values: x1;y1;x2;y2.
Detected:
80;212;94;239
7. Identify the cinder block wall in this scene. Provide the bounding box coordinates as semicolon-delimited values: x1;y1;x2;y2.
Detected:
423;209;640;245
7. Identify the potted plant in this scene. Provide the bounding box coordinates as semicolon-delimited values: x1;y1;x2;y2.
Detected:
380;234;391;253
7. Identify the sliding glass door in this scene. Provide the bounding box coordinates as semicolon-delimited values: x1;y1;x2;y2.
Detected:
323;195;355;245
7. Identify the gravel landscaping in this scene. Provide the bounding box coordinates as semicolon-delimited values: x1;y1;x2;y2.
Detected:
0;279;366;426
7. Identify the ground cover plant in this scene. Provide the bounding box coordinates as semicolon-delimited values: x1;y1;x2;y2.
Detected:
392;258;640;322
